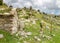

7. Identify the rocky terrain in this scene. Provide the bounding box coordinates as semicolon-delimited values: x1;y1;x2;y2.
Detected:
0;4;60;43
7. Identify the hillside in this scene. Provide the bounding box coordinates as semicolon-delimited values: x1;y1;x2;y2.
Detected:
0;5;60;43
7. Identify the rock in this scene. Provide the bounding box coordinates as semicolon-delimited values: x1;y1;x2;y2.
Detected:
11;27;18;35
34;36;41;41
25;35;28;38
19;15;24;17
46;36;52;40
0;34;4;38
22;10;26;15
24;41;28;43
25;19;30;22
42;35;46;38
20;31;26;36
40;31;43;34
19;31;28;38
19;21;25;30
20;18;25;21
16;33;19;36
26;32;32;35
37;38;41;41
25;23;29;25
17;31;32;38
16;31;26;37
0;8;5;10
46;25;50;29
19;37;24;40
32;20;36;24
10;8;17;15
11;8;16;11
4;13;10;15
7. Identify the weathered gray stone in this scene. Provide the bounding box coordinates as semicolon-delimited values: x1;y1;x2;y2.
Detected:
0;34;4;38
26;32;32;35
34;36;41;41
0;8;18;35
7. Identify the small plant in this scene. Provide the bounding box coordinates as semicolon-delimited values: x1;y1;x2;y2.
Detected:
30;6;32;10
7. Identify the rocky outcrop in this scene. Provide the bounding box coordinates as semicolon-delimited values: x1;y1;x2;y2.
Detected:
0;8;18;35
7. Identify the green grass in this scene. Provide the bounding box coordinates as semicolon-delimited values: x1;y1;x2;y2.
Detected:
0;20;60;43
0;30;18;43
0;6;60;43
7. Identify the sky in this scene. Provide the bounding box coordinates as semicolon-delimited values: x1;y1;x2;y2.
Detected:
3;0;60;15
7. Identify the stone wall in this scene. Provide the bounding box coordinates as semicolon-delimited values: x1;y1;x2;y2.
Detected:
0;8;18;35
0;14;15;33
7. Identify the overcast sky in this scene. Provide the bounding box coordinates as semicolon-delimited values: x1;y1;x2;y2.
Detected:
3;0;60;15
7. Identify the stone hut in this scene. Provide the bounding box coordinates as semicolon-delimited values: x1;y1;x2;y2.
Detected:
0;8;18;35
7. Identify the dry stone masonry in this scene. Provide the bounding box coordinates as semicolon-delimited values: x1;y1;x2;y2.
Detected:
0;8;18;35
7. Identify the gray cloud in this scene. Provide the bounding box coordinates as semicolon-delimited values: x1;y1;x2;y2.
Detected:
3;0;60;15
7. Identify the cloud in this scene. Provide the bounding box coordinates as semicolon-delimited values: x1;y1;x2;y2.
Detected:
24;2;32;7
56;0;60;8
3;0;60;15
33;0;43;6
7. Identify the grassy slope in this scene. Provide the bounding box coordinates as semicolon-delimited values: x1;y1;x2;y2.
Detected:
0;30;18;43
0;7;60;43
17;8;60;43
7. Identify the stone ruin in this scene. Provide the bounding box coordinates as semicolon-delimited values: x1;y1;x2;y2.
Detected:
0;8;18;35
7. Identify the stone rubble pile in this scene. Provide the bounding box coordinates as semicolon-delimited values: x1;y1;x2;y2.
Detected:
16;30;32;37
